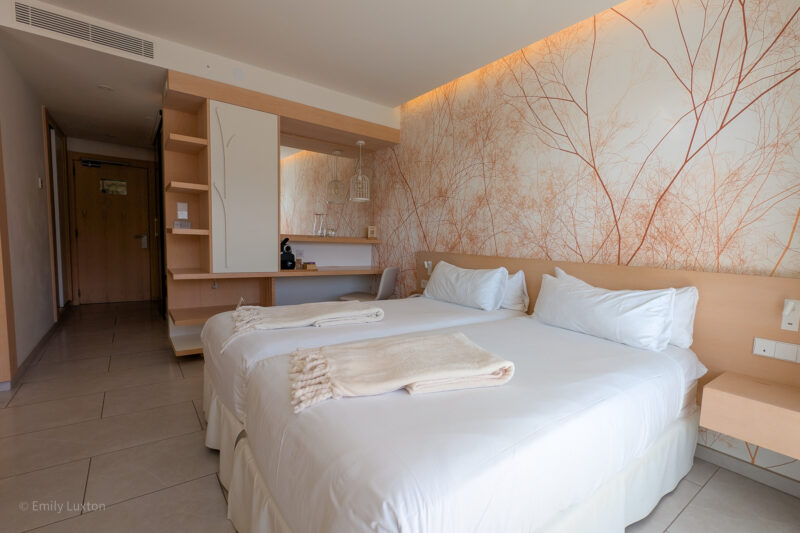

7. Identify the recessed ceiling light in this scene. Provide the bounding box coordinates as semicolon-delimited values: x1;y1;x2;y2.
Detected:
96;84;114;92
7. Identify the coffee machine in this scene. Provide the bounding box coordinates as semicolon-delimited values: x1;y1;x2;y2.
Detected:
280;237;295;270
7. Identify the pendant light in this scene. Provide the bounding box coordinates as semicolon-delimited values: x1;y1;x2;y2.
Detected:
326;150;346;205
349;140;370;202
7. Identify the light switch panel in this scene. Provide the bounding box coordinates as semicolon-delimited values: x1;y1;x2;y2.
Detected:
774;342;798;362
753;338;776;357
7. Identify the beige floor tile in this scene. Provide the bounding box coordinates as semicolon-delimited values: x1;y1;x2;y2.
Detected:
0;459;89;532
10;361;181;407
23;357;110;384
627;479;701;533
0;402;200;479
112;337;172;355
178;357;204;378
84;432;218;506
108;348;173;372
192;399;207;430
0;393;103;438
0;385;18;408
102;376;203;417
38;345;109;364
32;475;235;533
685;458;719;486
670;469;800;533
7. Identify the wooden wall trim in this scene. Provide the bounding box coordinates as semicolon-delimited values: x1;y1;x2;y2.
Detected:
166;70;401;148
41;107;60;321
0;125;18;381
416;251;800;392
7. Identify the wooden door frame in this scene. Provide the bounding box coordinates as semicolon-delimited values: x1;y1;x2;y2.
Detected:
68;151;158;305
0;124;18;382
42;108;69;320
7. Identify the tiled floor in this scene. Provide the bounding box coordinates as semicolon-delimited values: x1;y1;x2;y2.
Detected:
1;302;798;532
0;302;233;533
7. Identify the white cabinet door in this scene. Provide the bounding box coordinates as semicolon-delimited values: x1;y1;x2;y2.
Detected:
210;100;279;273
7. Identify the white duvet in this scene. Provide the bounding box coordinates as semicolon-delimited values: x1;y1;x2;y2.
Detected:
243;317;705;533
202;297;525;422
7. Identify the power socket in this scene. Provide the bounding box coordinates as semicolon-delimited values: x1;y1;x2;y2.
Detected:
753;338;775;357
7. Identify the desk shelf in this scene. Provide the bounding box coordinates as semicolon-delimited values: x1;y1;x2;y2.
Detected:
168;266;383;280
281;234;380;245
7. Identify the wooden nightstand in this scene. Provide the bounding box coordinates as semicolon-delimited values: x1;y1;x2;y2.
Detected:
699;372;800;460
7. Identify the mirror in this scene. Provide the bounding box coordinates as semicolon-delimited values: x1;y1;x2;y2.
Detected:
280;146;374;238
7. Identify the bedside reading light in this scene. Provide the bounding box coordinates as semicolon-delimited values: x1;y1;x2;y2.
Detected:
782;299;800;332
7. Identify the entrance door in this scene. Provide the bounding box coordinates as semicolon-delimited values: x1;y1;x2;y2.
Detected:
74;161;151;303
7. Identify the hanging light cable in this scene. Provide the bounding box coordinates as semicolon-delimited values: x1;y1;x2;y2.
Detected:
326;150;346;205
349;140;370;202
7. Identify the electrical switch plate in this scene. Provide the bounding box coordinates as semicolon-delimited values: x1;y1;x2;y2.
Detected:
753;338;776;357
774;342;798;362
781;299;800;332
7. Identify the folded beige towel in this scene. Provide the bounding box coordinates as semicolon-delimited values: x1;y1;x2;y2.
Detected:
290;332;514;412
222;301;384;351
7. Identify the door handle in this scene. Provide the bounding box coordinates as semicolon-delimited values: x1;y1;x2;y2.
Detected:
134;234;148;249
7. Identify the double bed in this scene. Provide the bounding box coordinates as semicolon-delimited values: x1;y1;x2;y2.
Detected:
228;316;705;532
201;296;526;486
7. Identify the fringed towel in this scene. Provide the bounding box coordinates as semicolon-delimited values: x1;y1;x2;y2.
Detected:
222;301;384;351
290;332;514;412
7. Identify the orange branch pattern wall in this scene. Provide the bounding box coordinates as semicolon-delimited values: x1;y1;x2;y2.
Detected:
373;0;800;297
280;151;374;237
372;0;800;482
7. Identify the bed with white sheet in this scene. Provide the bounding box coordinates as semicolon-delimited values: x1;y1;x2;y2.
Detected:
228;316;706;533
202;296;526;486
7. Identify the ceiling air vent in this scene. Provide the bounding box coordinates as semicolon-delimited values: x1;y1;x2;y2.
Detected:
14;2;154;59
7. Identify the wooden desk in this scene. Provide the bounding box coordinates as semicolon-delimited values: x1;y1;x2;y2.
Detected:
167;266;384;355
700;372;800;460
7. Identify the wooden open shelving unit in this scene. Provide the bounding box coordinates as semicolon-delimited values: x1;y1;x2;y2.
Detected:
161;70;401;357
280;234;380;245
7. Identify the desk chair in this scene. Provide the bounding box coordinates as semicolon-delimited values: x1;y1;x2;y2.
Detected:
339;266;399;302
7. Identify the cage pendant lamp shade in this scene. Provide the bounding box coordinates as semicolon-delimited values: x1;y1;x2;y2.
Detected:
326;151;346;205
349;140;370;202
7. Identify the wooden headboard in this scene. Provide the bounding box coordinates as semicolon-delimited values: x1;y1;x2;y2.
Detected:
415;251;800;391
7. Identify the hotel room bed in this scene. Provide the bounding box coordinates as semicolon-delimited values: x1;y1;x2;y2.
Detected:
201;296;526;486
229;316;706;533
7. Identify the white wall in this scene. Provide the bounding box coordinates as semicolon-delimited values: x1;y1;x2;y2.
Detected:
0;47;54;368
0;1;398;129
67;138;154;162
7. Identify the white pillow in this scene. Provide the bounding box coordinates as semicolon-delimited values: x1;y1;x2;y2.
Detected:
554;267;698;348
534;274;675;351
424;261;508;311
501;270;530;312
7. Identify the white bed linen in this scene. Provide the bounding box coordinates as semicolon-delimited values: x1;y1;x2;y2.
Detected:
202;297;525;423
243;317;701;533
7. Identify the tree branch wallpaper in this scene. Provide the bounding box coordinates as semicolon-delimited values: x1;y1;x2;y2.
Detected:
373;0;800;297
371;0;800;481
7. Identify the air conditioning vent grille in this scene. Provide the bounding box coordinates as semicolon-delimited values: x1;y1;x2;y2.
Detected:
14;2;154;59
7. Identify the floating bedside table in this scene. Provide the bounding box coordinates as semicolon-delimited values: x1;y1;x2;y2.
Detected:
700;372;800;460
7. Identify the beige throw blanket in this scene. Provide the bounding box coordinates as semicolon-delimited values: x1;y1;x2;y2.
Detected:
222;301;384;351
290;332;515;413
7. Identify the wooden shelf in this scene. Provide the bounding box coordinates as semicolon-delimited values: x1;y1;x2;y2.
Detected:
170;333;203;357
166;228;209;236
700;372;800;460
169;266;383;280
165;133;208;153
281;234;380;245
169;305;236;326
166;181;209;194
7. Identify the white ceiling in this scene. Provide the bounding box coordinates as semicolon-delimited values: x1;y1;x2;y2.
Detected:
0;27;165;147
40;0;619;106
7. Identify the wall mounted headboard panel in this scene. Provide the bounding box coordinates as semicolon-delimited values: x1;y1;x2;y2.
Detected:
416;251;800;392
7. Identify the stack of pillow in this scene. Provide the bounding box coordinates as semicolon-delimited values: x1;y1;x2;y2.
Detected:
534;268;698;352
422;260;699;352
423;261;529;312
